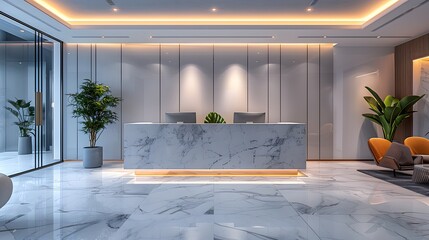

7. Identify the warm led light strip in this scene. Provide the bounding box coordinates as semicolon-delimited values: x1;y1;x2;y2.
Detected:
134;169;305;177
27;0;401;26
128;180;306;185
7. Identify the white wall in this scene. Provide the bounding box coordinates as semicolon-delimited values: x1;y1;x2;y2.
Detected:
63;43;334;160
333;47;395;159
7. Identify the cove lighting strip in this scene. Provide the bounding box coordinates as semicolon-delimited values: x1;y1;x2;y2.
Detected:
26;0;402;26
134;169;305;177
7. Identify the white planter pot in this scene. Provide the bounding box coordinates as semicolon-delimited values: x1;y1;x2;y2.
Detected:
83;146;103;168
18;136;32;155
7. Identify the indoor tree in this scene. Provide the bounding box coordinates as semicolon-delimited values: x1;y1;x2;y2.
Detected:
68;79;121;147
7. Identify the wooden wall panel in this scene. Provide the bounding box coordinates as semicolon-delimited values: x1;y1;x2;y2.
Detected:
395;34;429;141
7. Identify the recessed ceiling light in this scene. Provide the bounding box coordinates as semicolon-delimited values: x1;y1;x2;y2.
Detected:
211;8;217;12
272;36;275;39
20;29;25;33
377;36;381;38
113;8;119;12
306;8;312;12
323;36;327;38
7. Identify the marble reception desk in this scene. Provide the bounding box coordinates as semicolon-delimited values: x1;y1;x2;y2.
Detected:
124;123;306;172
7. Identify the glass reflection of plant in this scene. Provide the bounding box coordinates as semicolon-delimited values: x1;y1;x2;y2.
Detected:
5;99;35;137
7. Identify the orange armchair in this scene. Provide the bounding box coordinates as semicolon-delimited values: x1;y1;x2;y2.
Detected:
404;136;429;163
368;138;422;176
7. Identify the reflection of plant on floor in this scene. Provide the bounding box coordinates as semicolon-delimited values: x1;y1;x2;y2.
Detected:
5;99;35;137
362;86;425;141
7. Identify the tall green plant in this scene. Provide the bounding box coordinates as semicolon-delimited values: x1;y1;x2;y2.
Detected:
362;86;424;141
68;79;121;147
4;99;34;137
204;112;226;123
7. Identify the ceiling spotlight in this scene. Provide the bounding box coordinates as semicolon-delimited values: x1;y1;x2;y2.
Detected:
272;36;275;39
323;36;327;38
20;29;25;33
306;8;312;12
113;8;119;12
211;8;217;12
377;36;381;38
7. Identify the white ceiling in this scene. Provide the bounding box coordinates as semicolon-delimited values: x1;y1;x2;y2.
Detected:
1;0;429;46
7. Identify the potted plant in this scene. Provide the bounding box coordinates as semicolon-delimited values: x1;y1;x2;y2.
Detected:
204;112;226;123
5;99;34;155
68;79;120;168
362;86;425;141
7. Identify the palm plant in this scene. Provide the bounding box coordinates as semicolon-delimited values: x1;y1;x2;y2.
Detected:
68;79;121;147
362;86;424;141
5;99;35;137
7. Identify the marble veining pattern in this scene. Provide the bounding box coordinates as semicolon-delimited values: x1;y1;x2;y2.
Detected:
1;161;429;239
124;123;306;170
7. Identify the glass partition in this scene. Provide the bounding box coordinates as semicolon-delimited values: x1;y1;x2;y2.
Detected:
0;13;62;176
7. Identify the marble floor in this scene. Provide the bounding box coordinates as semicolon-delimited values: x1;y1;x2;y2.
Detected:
0;152;58;176
0;161;429;240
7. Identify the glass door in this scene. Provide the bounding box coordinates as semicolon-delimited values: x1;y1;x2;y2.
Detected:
0;15;36;176
34;34;62;168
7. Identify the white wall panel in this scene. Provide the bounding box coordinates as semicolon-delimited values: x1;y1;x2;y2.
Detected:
63;43;336;160
320;45;334;159
280;45;307;123
333;47;394;159
160;45;180;122
214;45;247;123
95;44;122;160
63;44;78;160
248;44;268;122
76;44;92;159
180;45;213;123
268;44;281;123
122;44;160;123
307;45;320;159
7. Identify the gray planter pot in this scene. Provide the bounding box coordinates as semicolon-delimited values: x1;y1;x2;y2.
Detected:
18;136;32;155
83;146;103;168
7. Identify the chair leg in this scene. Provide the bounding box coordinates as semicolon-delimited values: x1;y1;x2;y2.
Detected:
393;169;396;177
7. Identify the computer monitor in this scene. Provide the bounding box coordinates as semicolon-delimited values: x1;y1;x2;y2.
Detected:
233;112;266;123
165;112;196;123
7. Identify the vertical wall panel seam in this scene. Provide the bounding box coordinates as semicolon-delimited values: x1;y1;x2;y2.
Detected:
94;44;98;82
279;43;282;122
120;44;123;159
318;44;321;160
159;44;161;122
212;44;215;112
247;44;249;112
178;44;181;112
267;44;270;123
306;45;309;160
76;44;79;159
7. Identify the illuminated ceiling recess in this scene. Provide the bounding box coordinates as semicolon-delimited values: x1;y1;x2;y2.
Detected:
26;0;404;27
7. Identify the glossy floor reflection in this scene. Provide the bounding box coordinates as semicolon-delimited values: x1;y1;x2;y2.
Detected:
0;161;428;240
0;152;57;176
